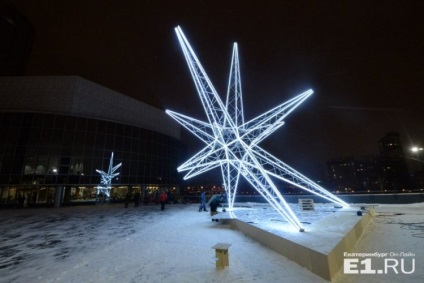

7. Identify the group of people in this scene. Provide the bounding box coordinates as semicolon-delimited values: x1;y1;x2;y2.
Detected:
124;192;141;208
199;191;225;222
122;190;225;217
124;190;168;210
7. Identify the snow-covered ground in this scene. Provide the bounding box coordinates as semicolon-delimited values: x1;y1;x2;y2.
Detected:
0;202;423;282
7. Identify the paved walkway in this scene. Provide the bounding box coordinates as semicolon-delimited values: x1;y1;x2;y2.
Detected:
0;203;326;283
3;203;422;282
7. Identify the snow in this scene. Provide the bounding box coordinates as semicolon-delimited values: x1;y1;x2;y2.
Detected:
0;201;423;282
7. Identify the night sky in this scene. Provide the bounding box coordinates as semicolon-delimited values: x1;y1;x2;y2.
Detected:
6;0;424;180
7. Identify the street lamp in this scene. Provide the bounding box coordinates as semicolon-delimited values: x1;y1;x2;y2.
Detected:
411;146;423;153
411;146;424;172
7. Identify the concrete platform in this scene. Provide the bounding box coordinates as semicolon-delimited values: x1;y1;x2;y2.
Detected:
223;205;374;280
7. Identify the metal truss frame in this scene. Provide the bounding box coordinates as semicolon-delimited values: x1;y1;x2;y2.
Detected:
166;26;349;231
96;152;122;198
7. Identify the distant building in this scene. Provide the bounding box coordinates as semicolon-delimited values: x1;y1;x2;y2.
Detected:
376;132;410;192
327;156;379;193
326;132;410;193
0;76;185;207
352;156;380;191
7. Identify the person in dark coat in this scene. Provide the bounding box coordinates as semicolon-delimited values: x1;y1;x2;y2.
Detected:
124;192;131;208
18;194;25;208
134;192;140;207
198;191;207;212
209;194;224;221
159;190;168;211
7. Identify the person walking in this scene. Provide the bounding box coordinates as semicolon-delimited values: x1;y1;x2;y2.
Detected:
198;191;208;212
124;192;130;208
134;192;140;207
159;190;168;211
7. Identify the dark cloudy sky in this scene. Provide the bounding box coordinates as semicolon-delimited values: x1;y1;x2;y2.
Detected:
7;0;424;179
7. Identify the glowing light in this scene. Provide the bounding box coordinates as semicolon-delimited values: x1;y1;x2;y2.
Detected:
411;146;423;152
167;26;349;231
96;152;122;198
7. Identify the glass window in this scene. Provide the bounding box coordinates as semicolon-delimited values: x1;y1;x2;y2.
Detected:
10;113;23;126
123;152;131;161
105;135;115;150
81;157;92;176
35;164;47;175
36;155;49;173
140;130;147;139
70;157;83;174
92;158;103;170
97;121;107;133
118;176;127;184
132;127;140;139
63;131;75;147
73;131;85;147
22;113;34;128
59;165;70;175
49;146;61;155
54;116;65;129
10;175;21;184
72;148;84;160
48;155;59;174
86;119;97;132
8;127;20;144
51;129;64;145
80;175;90;184
15;146;27;156
45;174;57;184
43;115;55;128
85;132;95;147
29;114;42;128
0;114;8;128
95;134;105;149
90;175;100;185
116;124;124;136
128;176;137;183
65;117;77;130
115;136;123;150
83;149;93;159
40;129;53;144
131;139;139;152
93;150;103;159
130;163;138;175
124;125;132;137
107;123;116;135
61;147;72;157
24;155;36;175
12;155;25;174
113;152;123;162
76;118;87;131
122;138;131;152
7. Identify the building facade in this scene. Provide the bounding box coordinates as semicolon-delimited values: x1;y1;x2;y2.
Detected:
326;132;411;193
377;131;410;192
0;76;185;207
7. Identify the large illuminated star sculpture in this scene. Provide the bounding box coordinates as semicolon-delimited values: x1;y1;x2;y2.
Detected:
96;152;122;198
166;26;349;231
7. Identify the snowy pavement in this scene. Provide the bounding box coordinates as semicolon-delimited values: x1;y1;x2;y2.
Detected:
0;202;423;282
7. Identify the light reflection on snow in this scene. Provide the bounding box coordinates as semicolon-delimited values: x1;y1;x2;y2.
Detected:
219;202;343;235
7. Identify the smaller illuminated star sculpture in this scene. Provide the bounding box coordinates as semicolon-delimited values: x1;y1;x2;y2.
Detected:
96;152;122;198
167;26;349;231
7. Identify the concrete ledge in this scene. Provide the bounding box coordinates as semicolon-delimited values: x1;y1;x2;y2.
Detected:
226;208;374;280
